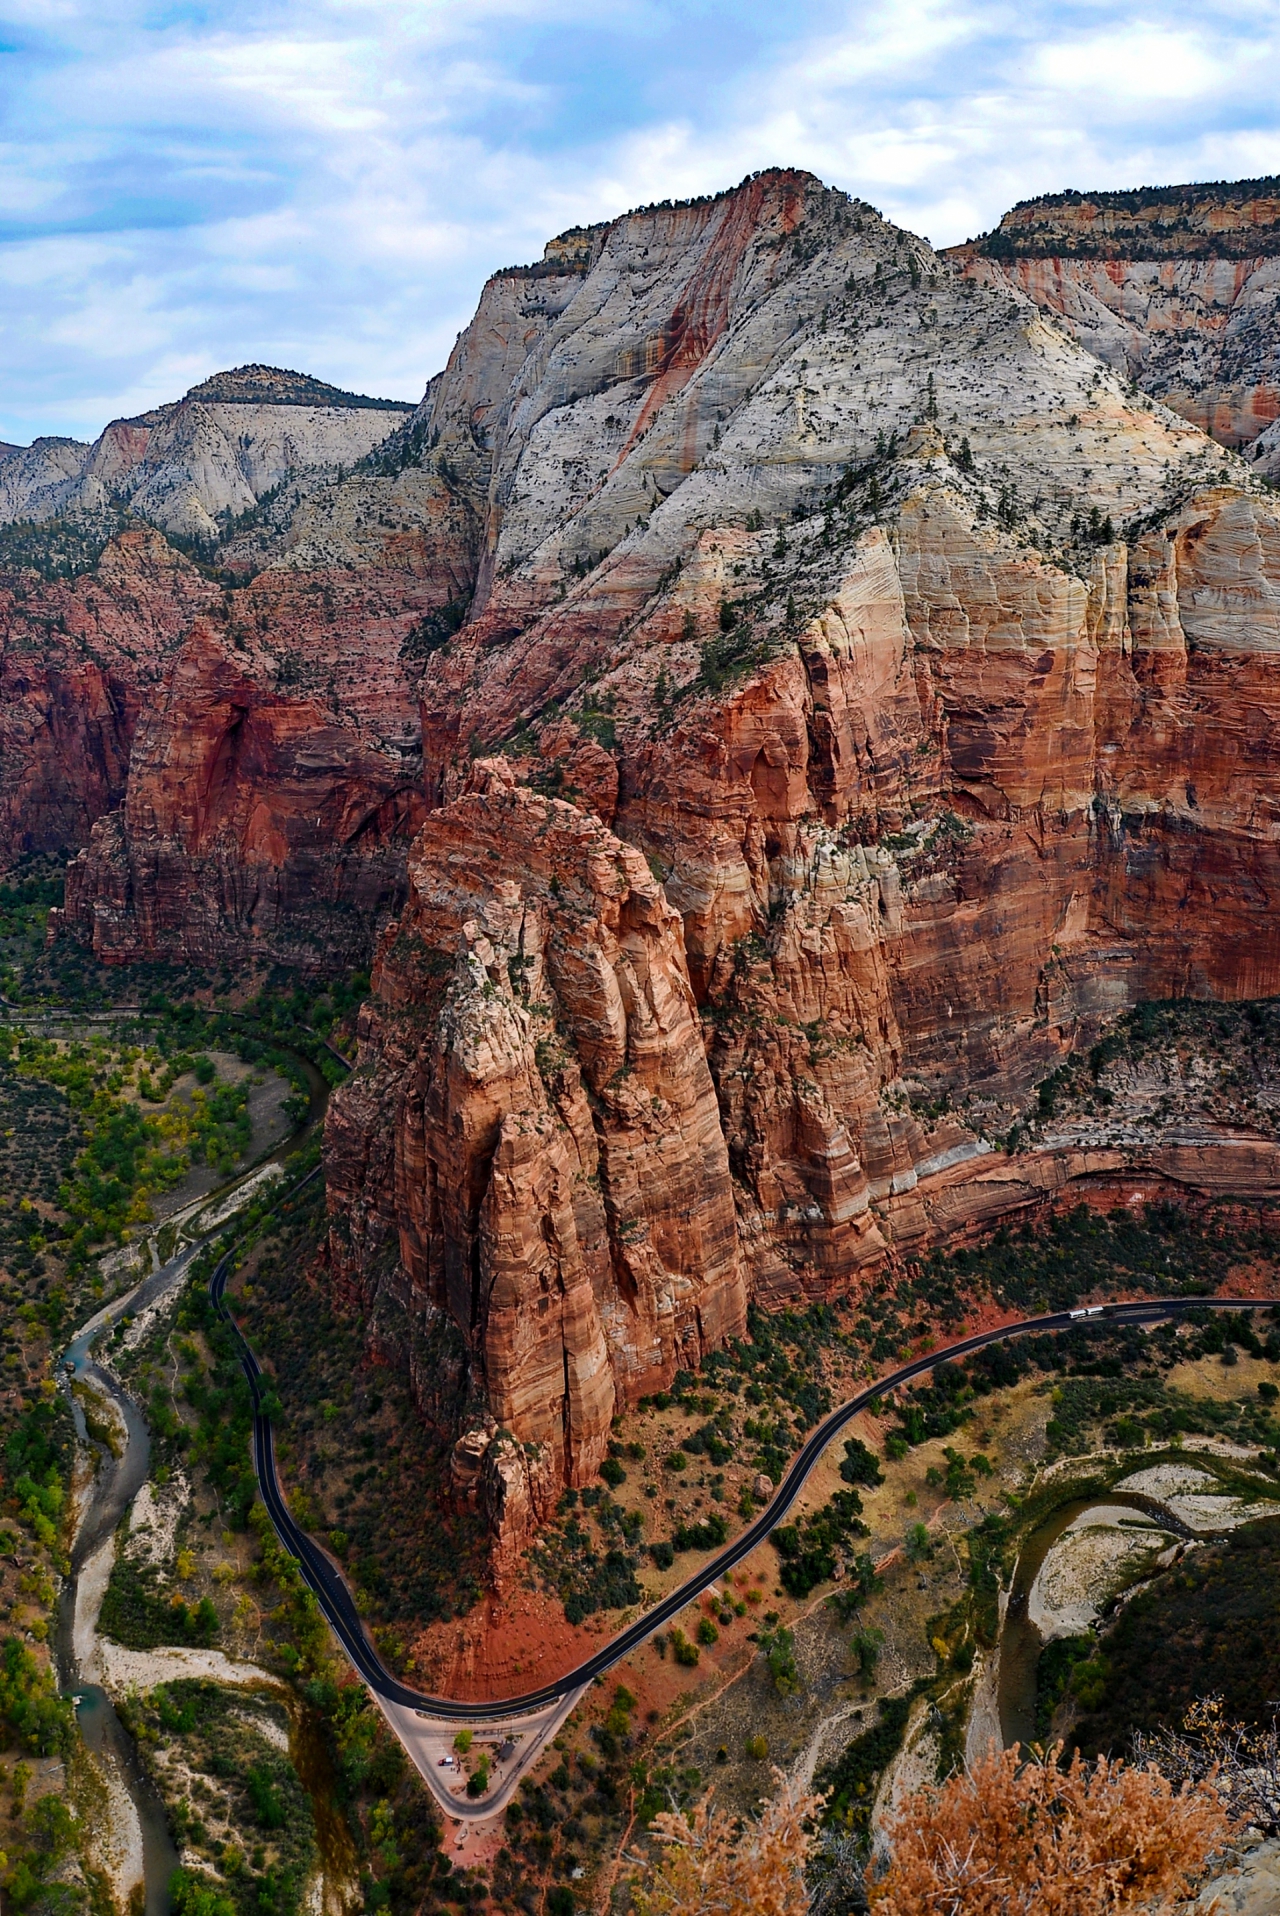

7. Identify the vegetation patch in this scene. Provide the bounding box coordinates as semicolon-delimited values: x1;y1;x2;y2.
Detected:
1075;1515;1280;1752
99;1555;220;1650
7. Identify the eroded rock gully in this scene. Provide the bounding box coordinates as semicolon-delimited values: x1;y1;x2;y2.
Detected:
6;169;1280;1560
326;468;1280;1559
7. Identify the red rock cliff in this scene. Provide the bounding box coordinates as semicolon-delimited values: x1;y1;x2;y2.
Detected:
9;174;1280;1558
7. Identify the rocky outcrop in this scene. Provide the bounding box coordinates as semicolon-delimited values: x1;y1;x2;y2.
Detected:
950;177;1280;476
325;776;745;1537
0;364;412;542
309;172;1280;1555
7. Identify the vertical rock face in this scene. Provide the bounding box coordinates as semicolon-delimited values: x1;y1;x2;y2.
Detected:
62;568;445;969
948;178;1280;477
0;530;223;861
325;775;745;1542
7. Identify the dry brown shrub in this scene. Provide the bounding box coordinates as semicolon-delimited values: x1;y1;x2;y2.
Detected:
1135;1696;1280;1836
628;1769;822;1916
871;1742;1228;1916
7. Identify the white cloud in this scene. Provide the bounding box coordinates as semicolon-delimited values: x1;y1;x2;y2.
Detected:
1032;26;1234;102
0;0;1278;443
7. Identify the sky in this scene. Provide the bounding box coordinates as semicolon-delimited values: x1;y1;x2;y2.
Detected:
1;0;1278;446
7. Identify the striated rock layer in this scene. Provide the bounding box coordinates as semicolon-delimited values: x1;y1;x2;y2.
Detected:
949;177;1280;476
309;173;1280;1556
9;170;1280;1557
60;566;450;971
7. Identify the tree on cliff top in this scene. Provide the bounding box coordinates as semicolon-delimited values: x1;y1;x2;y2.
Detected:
871;1742;1227;1916
629;1772;821;1916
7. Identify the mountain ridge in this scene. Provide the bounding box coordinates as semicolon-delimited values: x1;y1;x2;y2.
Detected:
0;167;1277;1555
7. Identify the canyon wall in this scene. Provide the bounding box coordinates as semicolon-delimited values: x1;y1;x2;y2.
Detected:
948;177;1280;476
315;173;1280;1548
6;170;1280;1552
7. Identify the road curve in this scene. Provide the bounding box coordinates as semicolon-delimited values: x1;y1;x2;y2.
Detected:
207;1196;1278;1720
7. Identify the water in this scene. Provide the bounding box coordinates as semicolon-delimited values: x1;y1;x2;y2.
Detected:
996;1492;1174;1751
50;1033;338;1914
57;1322;183;1915
72;1686;181;1916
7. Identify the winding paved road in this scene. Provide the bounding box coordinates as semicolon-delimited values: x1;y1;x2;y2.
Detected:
211;1218;1277;1719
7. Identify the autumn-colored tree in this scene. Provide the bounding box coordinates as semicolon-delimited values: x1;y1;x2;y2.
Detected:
629;1771;821;1916
871;1742;1227;1916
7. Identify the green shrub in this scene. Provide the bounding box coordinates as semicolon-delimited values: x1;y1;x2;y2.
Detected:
905;1522;931;1562
759;1625;801;1697
0;1637;73;1754
839;1437;884;1488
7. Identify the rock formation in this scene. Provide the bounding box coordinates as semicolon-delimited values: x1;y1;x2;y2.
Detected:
7;171;1280;1554
0;364;413;543
310;172;1280;1549
326;772;745;1535
948;177;1280;478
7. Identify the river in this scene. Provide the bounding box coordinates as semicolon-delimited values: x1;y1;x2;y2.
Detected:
996;1489;1190;1750
52;1035;333;1915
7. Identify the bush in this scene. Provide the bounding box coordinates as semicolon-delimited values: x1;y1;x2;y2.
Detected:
696;1616;719;1646
759;1625;801;1697
246;1764;286;1829
670;1629;700;1667
744;1734;768;1760
672;1513;728;1552
0;1636;73;1754
599;1456;626;1487
171;1870;238;1916
873;1743;1226;1915
849;1625;884;1682
905;1522;931;1562
840;1437;885;1488
772;1489;868;1597
631;1775;819;1916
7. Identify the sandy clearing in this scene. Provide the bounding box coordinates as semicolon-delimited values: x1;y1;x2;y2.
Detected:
99;1640;281;1693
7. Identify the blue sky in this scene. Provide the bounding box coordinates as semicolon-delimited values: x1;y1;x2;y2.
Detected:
2;0;1278;445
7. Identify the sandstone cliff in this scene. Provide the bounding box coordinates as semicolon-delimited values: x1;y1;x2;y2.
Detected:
309;172;1280;1549
326;775;745;1536
8;171;1280;1556
59;562;454;970
949;178;1280;476
0;364;412;543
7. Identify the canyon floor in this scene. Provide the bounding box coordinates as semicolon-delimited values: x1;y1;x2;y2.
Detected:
5;934;1279;1916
